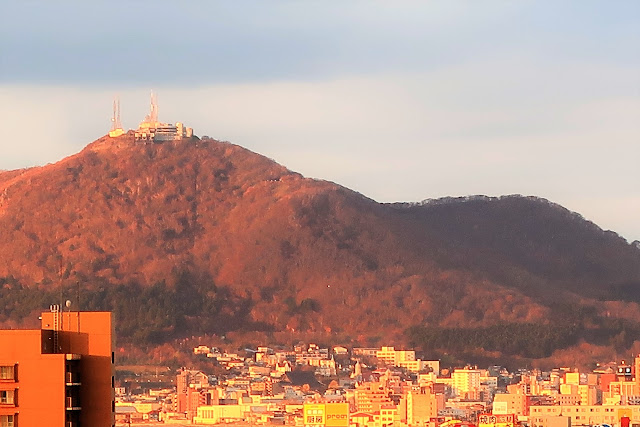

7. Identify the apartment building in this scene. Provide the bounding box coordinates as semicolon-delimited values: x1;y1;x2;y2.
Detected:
355;382;393;413
406;389;438;426
493;393;526;417
452;368;481;399
376;347;415;366
0;310;114;427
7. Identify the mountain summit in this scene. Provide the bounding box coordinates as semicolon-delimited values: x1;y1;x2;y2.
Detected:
1;134;639;361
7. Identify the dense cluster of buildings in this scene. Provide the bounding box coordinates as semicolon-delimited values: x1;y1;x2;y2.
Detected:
4;311;640;427
114;343;640;427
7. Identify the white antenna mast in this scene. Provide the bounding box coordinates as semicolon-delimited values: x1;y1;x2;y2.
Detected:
109;95;124;137
117;98;122;129
150;91;158;123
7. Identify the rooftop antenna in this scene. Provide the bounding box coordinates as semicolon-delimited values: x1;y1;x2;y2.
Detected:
50;303;61;353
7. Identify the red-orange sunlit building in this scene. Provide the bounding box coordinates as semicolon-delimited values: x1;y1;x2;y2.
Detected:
0;309;114;427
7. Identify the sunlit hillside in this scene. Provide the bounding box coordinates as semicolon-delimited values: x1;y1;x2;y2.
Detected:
0;133;639;364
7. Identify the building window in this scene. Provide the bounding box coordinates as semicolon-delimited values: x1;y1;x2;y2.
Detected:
0;366;14;380
0;415;14;427
0;390;14;404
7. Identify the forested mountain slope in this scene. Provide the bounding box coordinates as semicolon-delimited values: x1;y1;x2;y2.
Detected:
1;133;638;362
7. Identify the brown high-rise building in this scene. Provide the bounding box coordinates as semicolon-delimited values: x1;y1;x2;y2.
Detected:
0;309;114;427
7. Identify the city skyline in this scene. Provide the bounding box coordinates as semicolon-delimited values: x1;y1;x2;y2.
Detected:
1;1;638;241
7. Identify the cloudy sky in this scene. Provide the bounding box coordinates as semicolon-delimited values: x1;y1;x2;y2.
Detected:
1;1;639;241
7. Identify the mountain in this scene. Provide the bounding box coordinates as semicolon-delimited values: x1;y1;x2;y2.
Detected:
1;133;639;364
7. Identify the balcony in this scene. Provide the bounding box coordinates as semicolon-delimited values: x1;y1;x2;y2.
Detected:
65;397;81;411
65;372;81;386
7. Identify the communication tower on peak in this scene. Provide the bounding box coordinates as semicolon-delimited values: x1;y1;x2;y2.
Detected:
141;92;160;126
135;91;193;142
149;91;158;123
108;96;125;137
106;92;194;141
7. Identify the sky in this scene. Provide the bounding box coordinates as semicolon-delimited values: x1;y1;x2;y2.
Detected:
1;1;639;241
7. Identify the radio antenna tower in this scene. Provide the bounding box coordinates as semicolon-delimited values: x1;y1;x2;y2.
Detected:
108;96;124;137
111;97;122;131
150;91;158;123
